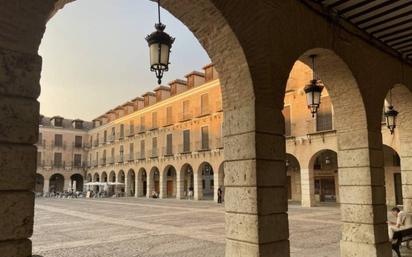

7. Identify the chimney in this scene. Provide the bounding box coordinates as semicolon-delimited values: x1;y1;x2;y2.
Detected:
131;97;145;111
203;63;219;82
169;79;188;96
122;102;135;114
185;71;205;89
154;85;171;101
142;92;156;107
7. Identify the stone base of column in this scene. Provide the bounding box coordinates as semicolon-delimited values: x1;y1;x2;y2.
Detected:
0;239;32;257
226;239;290;257
340;240;391;257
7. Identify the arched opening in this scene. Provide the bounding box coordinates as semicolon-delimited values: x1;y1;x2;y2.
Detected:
86;173;92;183
216;162;225;203
137;168;147;197
127;169;136;197
198;162;214;200
101;171;108;183
70;173;84;192
180;164;194;200
383;145;402;206
163;165;177;198
149;167;160;198
35;174;45;193
49;174;65;193
93;173;100;192
308;150;338;204
117;170;126;197
285;154;301;202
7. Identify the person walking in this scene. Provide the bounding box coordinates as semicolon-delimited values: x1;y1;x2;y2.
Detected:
217;187;223;203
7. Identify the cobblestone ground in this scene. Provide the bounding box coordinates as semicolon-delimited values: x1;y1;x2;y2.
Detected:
31;198;407;257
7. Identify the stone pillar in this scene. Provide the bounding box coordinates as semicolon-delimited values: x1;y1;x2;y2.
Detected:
43;179;50;193
214;170;219;202
400;131;412;222
0;48;42;257
194;170;203;200
224;103;290;257
124;176;129;197
135;173;139;198
338;130;391;257
300;168;315;207
159;173;166;199
147;174;152;199
64;177;71;192
176;170;184;199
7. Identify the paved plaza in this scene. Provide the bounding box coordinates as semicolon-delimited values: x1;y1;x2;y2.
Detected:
31;198;406;257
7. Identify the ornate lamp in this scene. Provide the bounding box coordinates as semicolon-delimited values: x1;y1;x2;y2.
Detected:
385;88;399;135
304;55;324;117
145;0;175;84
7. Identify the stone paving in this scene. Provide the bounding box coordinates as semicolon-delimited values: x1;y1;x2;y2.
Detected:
31;198;407;257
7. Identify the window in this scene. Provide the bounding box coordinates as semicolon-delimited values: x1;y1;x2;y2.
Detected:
73;154;82;168
54;134;63;147
111;147;115;158
182;100;190;120
140;116;145;131
152;137;157;150
95;152;99;165
54;118;63;127
316;96;333;132
283;106;291;136
166;134;173;155
54;152;62;167
129;143;134;158
152;112;158;129
74;136;82;148
120;145;124;158
120;124;124;138
74;120;83;129
140;140;145;158
166;106;173;124
183;130;190;152
129;120;135;135
38;133;43;145
200;93;209;115
103;150;106;162
104;130;107;142
111;127;115;138
201;126;209;149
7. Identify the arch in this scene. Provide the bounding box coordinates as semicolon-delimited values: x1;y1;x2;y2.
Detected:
101;171;108;183
49;173;65;193
70;173;84;192
215;162;225;203
179;163;194;200
307;149;338;204
35;174;44;193
383;144;402;206
127;169;136;197
162;165;177;198
93;173;100;182
198;162;214;200
285;154;301;202
86;173;92;183
109;170;116;182
137;168;147;197
117;170;125;183
148;167;160;198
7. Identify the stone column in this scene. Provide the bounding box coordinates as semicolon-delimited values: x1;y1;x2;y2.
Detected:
43;179;50;193
224;103;290;257
124;175;129;197
147;174;152;199
159;173;166;199
0;48;42;257
194;170;203;200
300;168;315;207
214;170;219;202
400;130;412;221
338;129;391;257
176;170;184;199
135;173;139;198
64;177;71;192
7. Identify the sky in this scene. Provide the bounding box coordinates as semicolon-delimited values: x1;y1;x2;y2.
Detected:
39;0;210;121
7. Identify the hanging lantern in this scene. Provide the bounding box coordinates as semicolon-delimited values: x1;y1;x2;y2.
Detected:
385;88;399;135
304;55;324;117
145;0;175;85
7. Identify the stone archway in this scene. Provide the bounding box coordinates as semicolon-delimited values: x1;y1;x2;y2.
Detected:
49;173;65;193
285;154;301;202
117;170;126;197
198;162;214;200
35;174;45;193
70;173;84;192
148;167;160;198
179;163;194;200
137;168;147;197
126;169;136;197
382;145;402;206
101;171;108;183
161;165;177;199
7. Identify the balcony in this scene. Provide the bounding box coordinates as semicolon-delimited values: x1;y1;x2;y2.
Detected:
127;153;134;162
83;142;91;148
73;142;83;149
162;117;174;127
137;125;146;134
118;133;125;141
116;155;124;163
107;156;114;164
52;161;66;169
178;112;193;122
126;127;135;137
51;141;66;149
194;106;211;117
108;134;115;143
136;151;146;160
93;140;99;147
92;160;98;167
178;144;191;154
195;140;211;152
149;123;159;131
100;158;106;166
37;160;46;168
162;146;174;157
72;161;83;169
148;148;158;158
